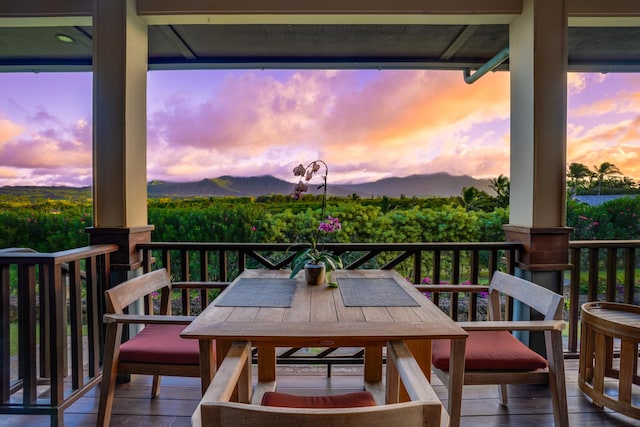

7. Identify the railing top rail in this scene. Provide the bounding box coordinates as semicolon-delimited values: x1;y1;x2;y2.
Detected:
138;241;523;250
570;240;640;249
0;247;37;254
0;244;118;264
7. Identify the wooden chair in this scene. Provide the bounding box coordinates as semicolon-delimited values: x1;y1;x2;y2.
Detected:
192;340;448;427
98;268;218;427
426;271;569;427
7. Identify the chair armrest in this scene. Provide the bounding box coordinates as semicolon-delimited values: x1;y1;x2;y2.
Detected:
252;381;277;405
415;284;489;293
202;340;252;403
457;320;565;332
193;340;252;427
172;281;230;291
387;340;440;402
387;340;449;427
103;313;195;324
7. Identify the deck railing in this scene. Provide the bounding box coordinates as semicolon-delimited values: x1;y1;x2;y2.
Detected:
0;245;117;426
566;240;640;356
138;240;640;359
138;241;522;367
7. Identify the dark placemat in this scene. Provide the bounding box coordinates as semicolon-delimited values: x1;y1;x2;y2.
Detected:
214;278;297;307
338;277;420;307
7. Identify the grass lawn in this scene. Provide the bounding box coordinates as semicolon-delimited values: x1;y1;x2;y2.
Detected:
9;323;86;357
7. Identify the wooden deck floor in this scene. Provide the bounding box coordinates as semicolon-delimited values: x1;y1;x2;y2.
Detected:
4;359;640;426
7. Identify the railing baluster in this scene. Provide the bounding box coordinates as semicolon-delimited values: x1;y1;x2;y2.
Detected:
624;247;636;305
38;264;49;378
219;250;228;281
413;251;422;285
68;260;83;389
49;263;65;407
238;249;246;272
199;250;208;281
162;249;170;276
588;248;599;301
488;249;498;276
180;249;190;314
433;249;441;306
451;250;460;321
85;256;100;376
433;249;442;284
606;248;617;301
0;263;9;403
569;247;582;355
18;264;37;405
469;249;479;321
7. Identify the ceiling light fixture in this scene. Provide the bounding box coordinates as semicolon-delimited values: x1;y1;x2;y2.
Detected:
55;34;75;43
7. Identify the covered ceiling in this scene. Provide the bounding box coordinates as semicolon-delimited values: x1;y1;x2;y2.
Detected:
1;0;639;73
1;23;640;73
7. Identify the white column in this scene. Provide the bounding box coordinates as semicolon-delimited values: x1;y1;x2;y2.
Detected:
509;0;568;228
506;0;570;353
92;0;148;228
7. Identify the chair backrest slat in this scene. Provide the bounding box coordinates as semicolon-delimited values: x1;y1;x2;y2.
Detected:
105;268;171;314
489;271;564;320
195;339;445;427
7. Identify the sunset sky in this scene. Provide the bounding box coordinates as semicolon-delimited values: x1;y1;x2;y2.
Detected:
0;69;639;187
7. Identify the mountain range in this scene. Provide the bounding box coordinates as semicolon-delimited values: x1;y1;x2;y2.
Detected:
1;173;493;199
145;173;493;198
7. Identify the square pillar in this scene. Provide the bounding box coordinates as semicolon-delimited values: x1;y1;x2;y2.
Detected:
509;0;568;229
93;0;149;228
86;226;154;272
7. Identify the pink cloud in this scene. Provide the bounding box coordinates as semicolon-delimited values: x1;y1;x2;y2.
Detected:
2;70;639;187
0;105;91;185
0;118;24;142
145;69;511;183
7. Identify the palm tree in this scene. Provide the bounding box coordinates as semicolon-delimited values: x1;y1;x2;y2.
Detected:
618;176;637;190
459;186;494;212
379;195;396;214
567;162;593;195
488;174;510;208
593;162;622;195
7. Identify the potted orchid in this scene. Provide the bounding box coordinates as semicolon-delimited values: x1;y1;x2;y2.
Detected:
288;160;343;287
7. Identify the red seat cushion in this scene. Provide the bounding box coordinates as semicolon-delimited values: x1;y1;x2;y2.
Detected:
261;391;377;409
119;324;204;365
432;330;548;371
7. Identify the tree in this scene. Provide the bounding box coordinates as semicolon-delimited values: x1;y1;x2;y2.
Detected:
488;174;510;208
459;186;494;212
379;195;396;214
567;162;593;195
617;176;637;190
593;162;621;195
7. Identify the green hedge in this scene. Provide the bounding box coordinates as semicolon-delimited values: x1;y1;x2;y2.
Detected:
2;195;639;253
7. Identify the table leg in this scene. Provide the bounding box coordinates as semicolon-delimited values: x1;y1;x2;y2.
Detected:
198;338;221;394
401;340;432;402
239;341;252;404
405;339;432;382
448;337;466;427
257;345;276;382
364;346;383;382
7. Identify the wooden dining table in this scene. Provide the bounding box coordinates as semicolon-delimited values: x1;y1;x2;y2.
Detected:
181;268;467;426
